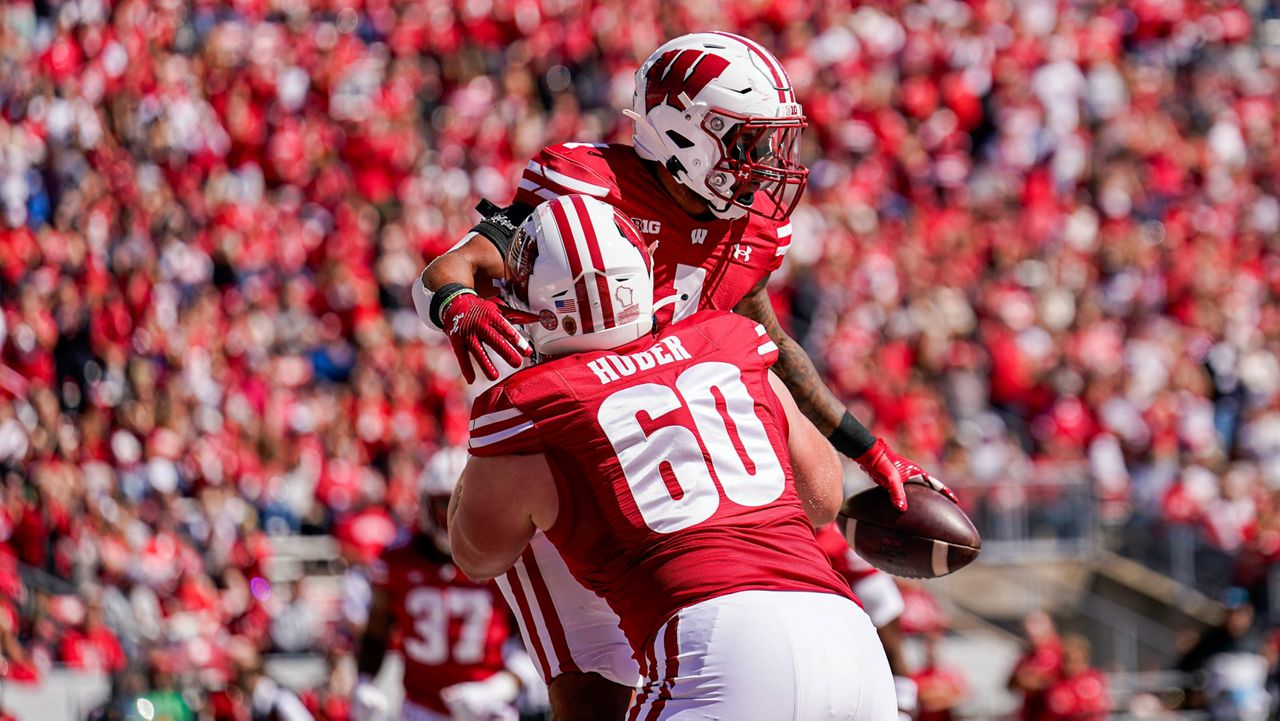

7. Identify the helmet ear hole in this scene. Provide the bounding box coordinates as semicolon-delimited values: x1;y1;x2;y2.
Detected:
665;130;695;149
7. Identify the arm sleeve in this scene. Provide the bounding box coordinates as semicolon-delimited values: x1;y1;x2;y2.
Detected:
469;199;535;258
469;386;543;457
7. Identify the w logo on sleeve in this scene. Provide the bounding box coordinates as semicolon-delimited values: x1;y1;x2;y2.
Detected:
645;49;731;112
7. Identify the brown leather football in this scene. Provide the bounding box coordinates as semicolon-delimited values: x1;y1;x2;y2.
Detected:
837;481;981;579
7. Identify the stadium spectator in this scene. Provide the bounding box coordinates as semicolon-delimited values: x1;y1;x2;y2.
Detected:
1177;588;1272;717
1042;635;1111;721
0;0;1276;714
912;632;968;721
1009;610;1064;720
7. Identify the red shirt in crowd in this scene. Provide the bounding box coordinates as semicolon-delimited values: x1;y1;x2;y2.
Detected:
1013;639;1064;721
59;624;127;673
1042;668;1111;721
913;664;969;721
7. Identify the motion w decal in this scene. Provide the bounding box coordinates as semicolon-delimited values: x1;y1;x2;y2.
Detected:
645;49;731;112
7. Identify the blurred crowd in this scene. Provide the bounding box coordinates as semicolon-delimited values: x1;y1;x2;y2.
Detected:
1;0;1280;717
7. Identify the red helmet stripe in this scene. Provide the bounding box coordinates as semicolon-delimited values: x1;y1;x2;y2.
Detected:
547;198;597;333
710;31;791;104
569;195;617;329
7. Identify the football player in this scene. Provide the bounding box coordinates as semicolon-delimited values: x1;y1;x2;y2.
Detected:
353;448;532;721
449;195;897;719
413;32;954;718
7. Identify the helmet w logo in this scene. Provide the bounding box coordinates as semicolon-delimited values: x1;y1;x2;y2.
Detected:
645;49;731;112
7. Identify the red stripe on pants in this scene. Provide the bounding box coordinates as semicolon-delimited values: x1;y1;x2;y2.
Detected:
644;617;682;721
521;547;581;675
504;568;552;681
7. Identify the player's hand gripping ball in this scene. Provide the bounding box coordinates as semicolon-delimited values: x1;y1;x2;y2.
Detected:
838;480;981;579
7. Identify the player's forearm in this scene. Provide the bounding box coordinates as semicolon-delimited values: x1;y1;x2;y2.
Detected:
764;324;879;459
422;234;504;293
734;283;853;438
771;333;850;436
416;235;508;332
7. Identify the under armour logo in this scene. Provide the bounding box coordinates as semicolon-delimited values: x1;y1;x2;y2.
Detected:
691;228;708;245
732;244;752;263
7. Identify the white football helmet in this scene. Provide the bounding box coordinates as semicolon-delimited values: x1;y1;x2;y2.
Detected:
502;195;654;357
626;32;808;221
419;446;467;549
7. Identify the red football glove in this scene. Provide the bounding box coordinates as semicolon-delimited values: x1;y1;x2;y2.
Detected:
441;290;532;383
854;438;959;512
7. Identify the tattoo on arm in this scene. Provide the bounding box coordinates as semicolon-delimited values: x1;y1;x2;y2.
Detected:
734;280;847;436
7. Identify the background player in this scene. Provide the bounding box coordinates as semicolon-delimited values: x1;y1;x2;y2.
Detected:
450;194;896;719
353;448;531;721
412;31;954;717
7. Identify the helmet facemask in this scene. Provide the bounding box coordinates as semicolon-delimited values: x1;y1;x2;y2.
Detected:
703;111;808;222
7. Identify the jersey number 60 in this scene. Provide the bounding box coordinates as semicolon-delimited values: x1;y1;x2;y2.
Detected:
597;361;786;533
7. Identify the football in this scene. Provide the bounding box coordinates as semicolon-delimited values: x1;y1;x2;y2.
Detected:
837;481;981;579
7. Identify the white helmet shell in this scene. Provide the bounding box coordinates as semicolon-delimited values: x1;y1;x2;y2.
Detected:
503;195;654;357
419;446;468;497
418;446;467;549
627;32;808;221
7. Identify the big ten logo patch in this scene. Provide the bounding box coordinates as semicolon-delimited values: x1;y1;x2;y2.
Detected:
632;217;662;235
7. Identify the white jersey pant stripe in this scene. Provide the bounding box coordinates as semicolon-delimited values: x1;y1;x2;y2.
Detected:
624;590;898;721
627;616;680;721
495;546;578;681
493;531;640;688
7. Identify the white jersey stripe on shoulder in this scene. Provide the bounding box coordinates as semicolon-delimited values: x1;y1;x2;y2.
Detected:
774;243;791;257
470;407;524;430
518;178;563;201
757;341;779;355
469;421;535;448
526;161;609;197
777;222;793;239
755;324;767;336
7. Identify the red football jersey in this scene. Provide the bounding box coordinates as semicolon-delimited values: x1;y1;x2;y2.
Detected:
514;143;793;325
816;522;882;586
468;311;851;652
371;536;511;713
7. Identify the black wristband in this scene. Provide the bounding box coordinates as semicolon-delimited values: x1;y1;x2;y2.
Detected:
429;283;476;329
827;411;877;459
470;199;535;258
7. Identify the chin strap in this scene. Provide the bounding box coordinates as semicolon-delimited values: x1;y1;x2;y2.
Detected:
651;294;684;314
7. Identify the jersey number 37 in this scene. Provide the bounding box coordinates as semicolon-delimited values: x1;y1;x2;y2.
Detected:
404;587;492;665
